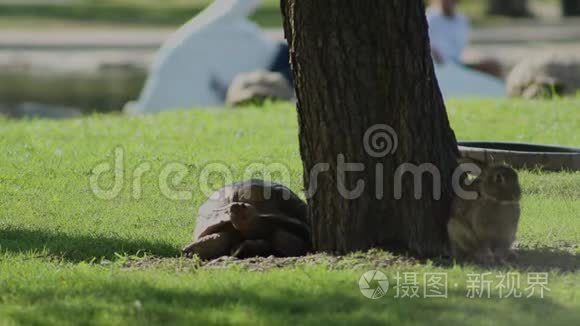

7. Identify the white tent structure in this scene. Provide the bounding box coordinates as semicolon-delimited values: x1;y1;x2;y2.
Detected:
125;0;505;115
125;0;278;114
435;63;505;98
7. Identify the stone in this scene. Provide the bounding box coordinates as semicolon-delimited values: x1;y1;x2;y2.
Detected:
506;53;580;98
226;71;294;106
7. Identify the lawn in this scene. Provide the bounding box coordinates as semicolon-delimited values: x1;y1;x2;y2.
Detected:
0;99;579;325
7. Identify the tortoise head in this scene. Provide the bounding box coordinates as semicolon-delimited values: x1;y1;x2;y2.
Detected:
227;202;261;238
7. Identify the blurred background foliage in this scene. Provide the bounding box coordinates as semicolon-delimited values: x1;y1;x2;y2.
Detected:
0;0;575;28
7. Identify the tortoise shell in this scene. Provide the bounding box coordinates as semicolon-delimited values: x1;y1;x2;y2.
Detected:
193;179;308;240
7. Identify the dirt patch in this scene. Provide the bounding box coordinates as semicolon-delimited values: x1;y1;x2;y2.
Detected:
121;250;420;272
119;246;578;273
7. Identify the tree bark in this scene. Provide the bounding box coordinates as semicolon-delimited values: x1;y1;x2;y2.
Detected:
282;1;459;256
562;0;580;16
487;0;530;17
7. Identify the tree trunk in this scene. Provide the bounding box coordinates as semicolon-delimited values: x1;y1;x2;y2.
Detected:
487;0;530;17
562;0;580;16
282;1;459;256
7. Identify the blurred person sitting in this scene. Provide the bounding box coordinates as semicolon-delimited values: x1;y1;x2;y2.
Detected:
427;0;502;78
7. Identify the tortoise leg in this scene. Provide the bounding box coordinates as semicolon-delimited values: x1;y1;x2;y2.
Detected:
182;232;239;260
271;230;310;257
231;240;272;259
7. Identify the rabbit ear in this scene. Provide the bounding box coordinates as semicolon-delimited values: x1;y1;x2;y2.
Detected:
457;155;489;170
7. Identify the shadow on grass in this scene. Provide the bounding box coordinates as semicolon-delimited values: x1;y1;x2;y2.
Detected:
434;248;579;273
512;248;579;272
0;228;179;262
5;283;577;325
1;228;577;272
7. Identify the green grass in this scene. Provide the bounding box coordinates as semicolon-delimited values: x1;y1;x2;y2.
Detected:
0;98;579;325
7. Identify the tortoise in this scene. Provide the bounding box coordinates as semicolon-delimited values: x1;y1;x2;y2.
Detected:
182;179;311;260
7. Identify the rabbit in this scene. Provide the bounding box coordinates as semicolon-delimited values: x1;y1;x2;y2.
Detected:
448;158;522;264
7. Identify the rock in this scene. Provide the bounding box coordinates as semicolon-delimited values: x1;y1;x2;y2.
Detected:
226;71;294;106
506;54;580;99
